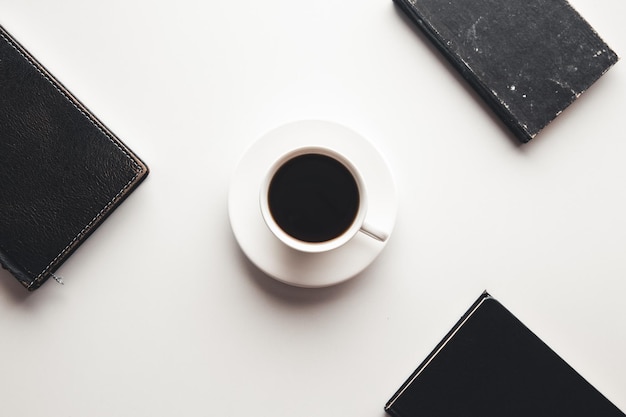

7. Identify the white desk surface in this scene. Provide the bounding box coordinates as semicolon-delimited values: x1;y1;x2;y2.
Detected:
1;0;625;415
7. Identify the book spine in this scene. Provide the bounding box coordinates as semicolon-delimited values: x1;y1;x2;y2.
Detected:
384;291;492;415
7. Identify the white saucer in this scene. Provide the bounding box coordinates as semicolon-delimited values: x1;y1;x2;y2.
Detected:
228;120;397;287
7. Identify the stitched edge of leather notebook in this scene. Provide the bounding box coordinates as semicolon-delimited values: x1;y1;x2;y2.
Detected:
0;26;149;291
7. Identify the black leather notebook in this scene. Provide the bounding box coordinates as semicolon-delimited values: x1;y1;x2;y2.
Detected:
0;25;149;291
393;0;619;142
385;292;625;417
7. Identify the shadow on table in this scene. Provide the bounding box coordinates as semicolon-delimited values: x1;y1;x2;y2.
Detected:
0;266;32;303
233;239;371;307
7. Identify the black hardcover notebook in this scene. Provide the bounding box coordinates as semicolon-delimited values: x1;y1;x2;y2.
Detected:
393;0;619;142
0;25;149;291
385;292;625;417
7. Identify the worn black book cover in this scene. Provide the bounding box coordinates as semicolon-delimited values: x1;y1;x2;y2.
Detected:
385;292;625;417
0;25;149;291
394;0;619;142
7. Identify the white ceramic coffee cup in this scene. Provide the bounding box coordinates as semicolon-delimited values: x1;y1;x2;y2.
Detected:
259;146;388;253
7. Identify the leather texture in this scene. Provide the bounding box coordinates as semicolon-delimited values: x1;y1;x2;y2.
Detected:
394;0;619;142
0;25;149;291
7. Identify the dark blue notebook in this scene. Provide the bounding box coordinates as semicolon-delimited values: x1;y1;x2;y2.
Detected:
385;292;625;417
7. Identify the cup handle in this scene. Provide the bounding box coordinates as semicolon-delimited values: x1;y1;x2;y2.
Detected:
359;222;389;242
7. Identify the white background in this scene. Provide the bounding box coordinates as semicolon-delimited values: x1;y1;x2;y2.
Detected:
1;0;625;415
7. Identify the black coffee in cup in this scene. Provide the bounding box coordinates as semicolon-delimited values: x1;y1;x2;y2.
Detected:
268;153;360;243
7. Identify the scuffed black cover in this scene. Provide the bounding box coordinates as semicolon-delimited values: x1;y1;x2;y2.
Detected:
384;292;625;417
394;0;619;142
0;25;149;291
